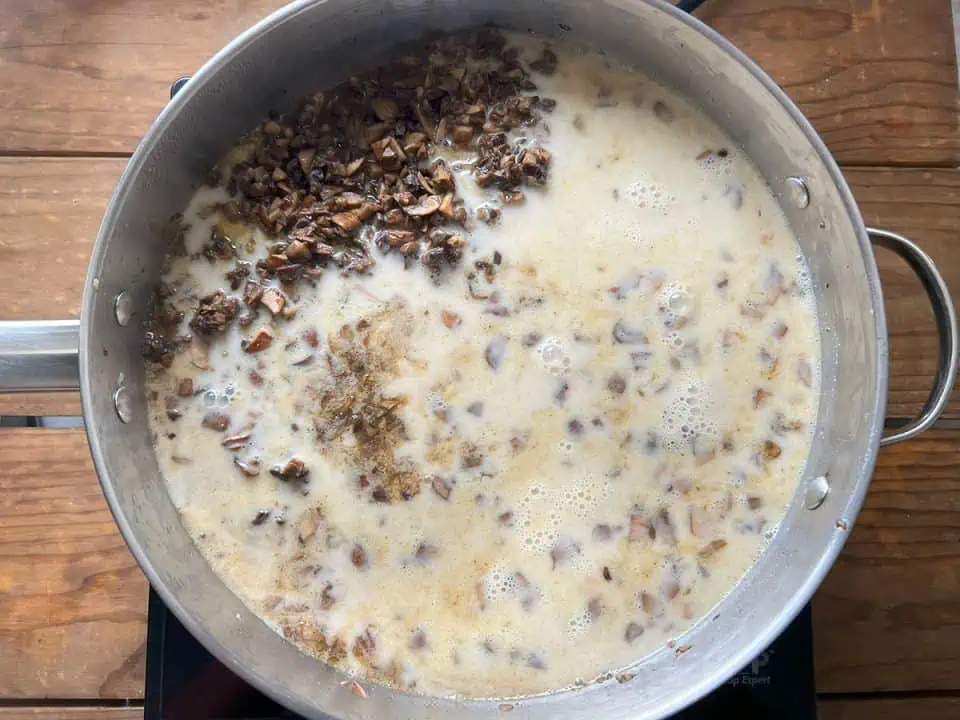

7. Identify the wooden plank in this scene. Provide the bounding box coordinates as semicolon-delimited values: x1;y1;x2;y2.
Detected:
0;156;112;416
0;0;954;164
0;697;957;720
0;393;81;418
0;158;120;322
705;0;959;165
0;0;284;154
2;699;958;720
0;699;957;720
0;709;142;719
0;429;147;699
1;161;956;418
814;429;960;693
847;167;960;420
819;696;960;720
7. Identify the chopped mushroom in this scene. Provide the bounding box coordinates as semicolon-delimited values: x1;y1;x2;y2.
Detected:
549;537;581;569
244;329;274;353
234;457;261;477
485;335;508;370
698;539;728;559
613;320;646;344
798;358;813;388
593;524;614;541
297;507;324;543
351;544;369;569
527;653;547;670
653;509;678;546
260;288;287;316
404;194;442;217
607;373;627;395
529;46;559;75
761;440;782;460
414;542;438;565
202;412;230;431
431;476;452;500
222;424;254;450
191;291;239;335
752;387;771;409
628;512;650;542
189;339;210;370
461;444;484;469
624;621;645;644
270;457;309;482
409;630;428;650
452;125;474;146
441;310;461;329
653;101;674;123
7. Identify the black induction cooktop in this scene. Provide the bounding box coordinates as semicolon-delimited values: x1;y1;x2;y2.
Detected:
145;589;817;720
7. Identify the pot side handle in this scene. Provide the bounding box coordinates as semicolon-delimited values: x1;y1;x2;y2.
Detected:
869;228;959;446
1;231;953;438
0;320;81;393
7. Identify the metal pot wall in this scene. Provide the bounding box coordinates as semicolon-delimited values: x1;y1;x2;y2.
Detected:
0;1;956;718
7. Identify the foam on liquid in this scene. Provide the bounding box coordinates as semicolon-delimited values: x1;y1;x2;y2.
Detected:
146;33;820;698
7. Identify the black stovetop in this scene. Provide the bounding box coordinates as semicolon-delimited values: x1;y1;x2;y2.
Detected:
145;589;817;720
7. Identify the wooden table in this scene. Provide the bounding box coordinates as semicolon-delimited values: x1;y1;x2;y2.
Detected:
0;1;958;718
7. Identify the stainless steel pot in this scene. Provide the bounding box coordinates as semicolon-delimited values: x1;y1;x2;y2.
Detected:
1;1;957;717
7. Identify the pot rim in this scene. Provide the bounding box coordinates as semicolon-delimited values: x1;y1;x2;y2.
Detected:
79;0;888;717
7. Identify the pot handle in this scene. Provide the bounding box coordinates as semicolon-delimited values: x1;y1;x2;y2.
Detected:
0;320;81;393
869;228;958;446
1;233;952;434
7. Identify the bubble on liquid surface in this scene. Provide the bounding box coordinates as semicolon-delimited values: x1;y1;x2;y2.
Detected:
483;564;520;602
425;391;448;414
536;337;571;376
626;177;676;215
567;606;594;638
660;375;719;454
696;147;735;178
204;386;237;408
658;282;696;330
515;484;563;555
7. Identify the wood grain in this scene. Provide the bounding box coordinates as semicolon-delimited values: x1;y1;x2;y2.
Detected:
0;699;958;720
814;430;960;693
703;0;959;165
0;394;81;418
1;161;956;418
0;158;120;321
0;0;956;712
0;0;954;164
848;167;960;420
819;696;960;720
0;0;284;154
0;709;142;719
0;429;147;699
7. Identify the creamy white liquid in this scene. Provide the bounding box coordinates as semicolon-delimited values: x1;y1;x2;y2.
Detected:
146;34;819;698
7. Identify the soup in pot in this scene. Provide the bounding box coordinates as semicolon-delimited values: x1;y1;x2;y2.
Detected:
144;29;819;698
